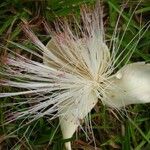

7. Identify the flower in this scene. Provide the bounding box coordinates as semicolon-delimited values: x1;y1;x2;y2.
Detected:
0;2;150;150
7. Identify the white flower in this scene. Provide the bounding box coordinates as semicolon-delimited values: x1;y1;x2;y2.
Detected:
0;3;150;150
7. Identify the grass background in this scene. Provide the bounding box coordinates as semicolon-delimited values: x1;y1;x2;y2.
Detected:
0;0;150;149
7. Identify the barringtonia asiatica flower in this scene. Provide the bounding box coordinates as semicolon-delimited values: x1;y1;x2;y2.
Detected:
0;3;150;150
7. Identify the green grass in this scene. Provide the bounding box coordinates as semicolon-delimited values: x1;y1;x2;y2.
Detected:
0;0;150;150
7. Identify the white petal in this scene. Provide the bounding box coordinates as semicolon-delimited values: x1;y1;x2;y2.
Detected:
45;39;98;149
59;91;97;150
104;62;150;108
